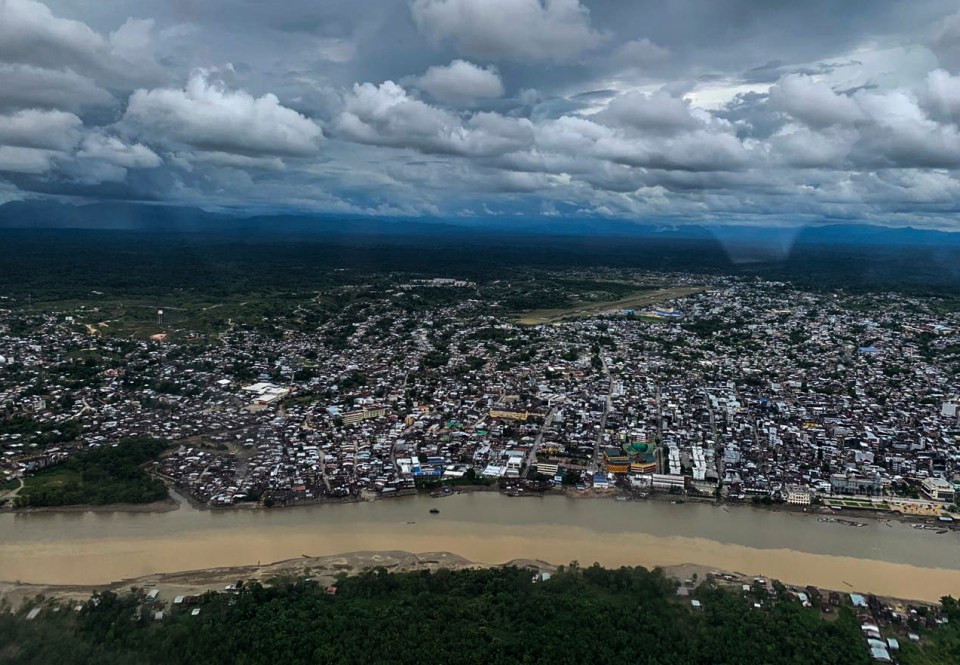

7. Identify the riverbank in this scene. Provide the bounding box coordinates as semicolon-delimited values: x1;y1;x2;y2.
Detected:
560;485;960;529
0;550;484;609
0;497;180;515
697;494;959;529
6;481;953;531
0;549;938;612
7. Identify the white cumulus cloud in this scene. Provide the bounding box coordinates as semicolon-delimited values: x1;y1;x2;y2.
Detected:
76;132;162;169
768;75;865;128
335;80;532;156
0;109;83;151
415;60;504;104
123;70;323;157
0;146;59;174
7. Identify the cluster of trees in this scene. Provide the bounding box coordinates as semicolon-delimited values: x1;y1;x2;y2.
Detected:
15;438;170;508
0;416;82;447
0;564;915;665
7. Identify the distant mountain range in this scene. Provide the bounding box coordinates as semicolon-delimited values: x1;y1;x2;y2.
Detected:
1;199;957;247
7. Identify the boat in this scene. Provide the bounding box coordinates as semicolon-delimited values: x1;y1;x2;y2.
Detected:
429;508;439;514
671;500;685;505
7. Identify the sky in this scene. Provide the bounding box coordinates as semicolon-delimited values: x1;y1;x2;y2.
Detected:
3;0;960;228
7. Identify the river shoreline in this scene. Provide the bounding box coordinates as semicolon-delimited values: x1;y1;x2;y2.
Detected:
4;483;953;532
0;497;180;515
0;549;942;611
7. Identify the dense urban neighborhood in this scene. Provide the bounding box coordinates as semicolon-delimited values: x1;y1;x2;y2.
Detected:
1;272;958;521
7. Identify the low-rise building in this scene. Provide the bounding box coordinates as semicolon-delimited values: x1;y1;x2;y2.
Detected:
921;477;955;502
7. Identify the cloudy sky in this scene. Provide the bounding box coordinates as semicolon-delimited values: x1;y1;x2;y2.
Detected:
3;0;960;228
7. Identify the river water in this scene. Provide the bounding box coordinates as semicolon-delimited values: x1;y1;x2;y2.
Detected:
1;493;958;601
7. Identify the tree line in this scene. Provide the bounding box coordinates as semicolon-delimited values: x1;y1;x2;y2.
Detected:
0;564;915;665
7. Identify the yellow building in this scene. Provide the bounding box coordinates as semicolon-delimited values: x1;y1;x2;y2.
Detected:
489;409;528;421
342;407;388;425
605;455;631;474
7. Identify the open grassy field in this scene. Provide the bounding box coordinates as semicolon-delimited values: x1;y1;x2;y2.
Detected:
825;499;890;510
19;468;80;497
513;285;705;325
26;292;311;342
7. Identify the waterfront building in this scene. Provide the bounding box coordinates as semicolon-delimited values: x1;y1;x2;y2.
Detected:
785;486;812;505
920;477;955;502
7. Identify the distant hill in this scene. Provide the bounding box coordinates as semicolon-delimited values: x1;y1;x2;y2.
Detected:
2;199;957;246
2;200;959;293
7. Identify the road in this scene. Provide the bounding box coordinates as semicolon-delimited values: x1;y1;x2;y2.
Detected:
655;379;664;474
69;397;94;420
525;407;555;471
318;459;332;493
0;476;24;502
217;318;236;344
705;389;723;483
591;356;614;474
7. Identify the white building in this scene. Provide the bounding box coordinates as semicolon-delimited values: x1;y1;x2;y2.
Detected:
921;477;955;502
786;486;812;505
651;474;686;491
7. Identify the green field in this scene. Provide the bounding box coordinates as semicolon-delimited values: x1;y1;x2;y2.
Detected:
28;295;273;342
20;467;77;491
827;499;889;510
513;285;704;325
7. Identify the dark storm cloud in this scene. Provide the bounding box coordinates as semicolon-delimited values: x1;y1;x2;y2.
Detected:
2;0;960;228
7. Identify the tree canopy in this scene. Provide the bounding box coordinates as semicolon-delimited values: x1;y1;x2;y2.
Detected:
0;565;902;665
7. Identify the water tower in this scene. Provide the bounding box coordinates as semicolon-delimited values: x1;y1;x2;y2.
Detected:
157;309;164;325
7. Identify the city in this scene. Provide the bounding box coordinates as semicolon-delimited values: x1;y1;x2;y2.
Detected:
2;272;957;521
5;0;960;661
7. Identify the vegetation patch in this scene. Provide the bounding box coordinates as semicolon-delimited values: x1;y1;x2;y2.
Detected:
513;286;704;325
0;565;903;665
15;438;170;508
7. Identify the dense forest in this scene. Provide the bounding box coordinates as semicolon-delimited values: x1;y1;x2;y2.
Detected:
14;438;170;508
5;565;954;665
2;225;960;306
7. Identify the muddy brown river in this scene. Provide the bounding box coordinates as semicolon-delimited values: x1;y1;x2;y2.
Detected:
1;493;958;601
